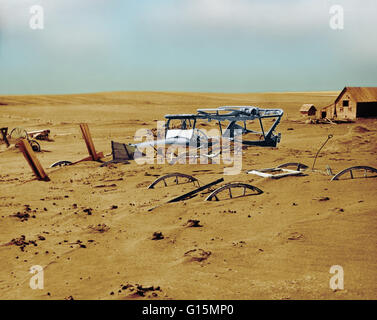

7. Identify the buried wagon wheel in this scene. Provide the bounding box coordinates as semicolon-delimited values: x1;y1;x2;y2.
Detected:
331;166;377;181
29;140;41;152
205;182;263;201
50;160;73;168
10;127;28;140
148;173;200;189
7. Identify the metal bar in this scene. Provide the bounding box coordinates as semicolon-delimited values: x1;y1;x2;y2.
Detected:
258;117;266;139
312;134;333;171
218;120;223;135
167;178;224;203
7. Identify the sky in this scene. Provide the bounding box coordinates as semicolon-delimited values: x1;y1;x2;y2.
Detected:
0;0;376;95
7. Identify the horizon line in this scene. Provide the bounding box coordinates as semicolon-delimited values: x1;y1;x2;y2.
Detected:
0;89;343;97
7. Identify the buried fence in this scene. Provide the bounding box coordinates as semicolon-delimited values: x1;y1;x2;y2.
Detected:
18;123;103;181
50;123;104;168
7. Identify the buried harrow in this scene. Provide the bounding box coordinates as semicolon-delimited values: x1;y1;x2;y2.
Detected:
148;173;200;189
148;178;224;211
205;182;263;201
147;173;265;210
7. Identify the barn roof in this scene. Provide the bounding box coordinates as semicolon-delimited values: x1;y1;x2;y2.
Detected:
335;87;377;103
300;104;316;112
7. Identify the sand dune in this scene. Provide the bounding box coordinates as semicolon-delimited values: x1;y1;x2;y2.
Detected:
0;91;376;300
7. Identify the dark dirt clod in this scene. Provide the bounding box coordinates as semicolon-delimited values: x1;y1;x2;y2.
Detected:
152;232;164;240
184;249;212;262
89;224;110;233
118;283;162;297
83;208;93;215
11;212;30;222
5;236;38;251
184;219;202;228
287;232;305;241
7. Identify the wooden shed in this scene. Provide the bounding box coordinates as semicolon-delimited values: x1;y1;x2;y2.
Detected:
323;87;377;120
300;104;317;118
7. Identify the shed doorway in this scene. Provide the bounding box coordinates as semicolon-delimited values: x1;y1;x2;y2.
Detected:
356;102;377;118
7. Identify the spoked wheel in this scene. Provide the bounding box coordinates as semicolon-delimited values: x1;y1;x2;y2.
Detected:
29;140;41;152
10;127;28;140
50;160;73;168
147;173;199;189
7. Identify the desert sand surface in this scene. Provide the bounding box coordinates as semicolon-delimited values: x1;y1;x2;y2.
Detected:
0;91;376;300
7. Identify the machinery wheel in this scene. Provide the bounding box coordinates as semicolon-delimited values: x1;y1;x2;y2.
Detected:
29;140;41;152
10;127;28;139
50;160;73;168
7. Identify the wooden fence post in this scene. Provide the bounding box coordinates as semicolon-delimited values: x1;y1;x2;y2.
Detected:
18;139;50;181
79;123;100;161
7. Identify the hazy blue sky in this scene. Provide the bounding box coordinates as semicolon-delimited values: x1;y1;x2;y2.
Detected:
0;0;376;94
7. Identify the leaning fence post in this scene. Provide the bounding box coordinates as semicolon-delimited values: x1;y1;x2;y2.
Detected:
79;123;100;161
18;138;50;181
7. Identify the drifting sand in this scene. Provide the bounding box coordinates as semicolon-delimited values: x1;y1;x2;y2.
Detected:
0;91;376;300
